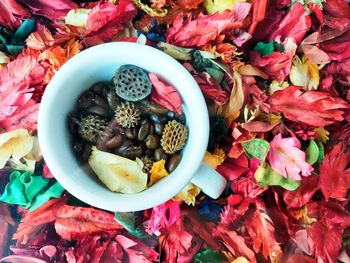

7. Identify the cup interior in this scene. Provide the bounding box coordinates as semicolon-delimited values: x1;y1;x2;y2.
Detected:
38;42;209;212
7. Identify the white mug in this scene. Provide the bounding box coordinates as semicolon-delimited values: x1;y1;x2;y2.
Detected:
38;42;227;212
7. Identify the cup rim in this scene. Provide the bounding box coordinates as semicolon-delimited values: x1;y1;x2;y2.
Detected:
38;42;209;212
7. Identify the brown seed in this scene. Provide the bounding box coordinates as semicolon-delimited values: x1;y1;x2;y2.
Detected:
106;90;121;109
86;105;108;117
148;102;169;114
150;113;167;124
92;82;107;95
105;133;123;149
138;122;151;141
116;143;143;159
145;134;159;150
154;123;164;135
78;91;94;109
154;148;168;161
125;128;137;139
166;154;181;173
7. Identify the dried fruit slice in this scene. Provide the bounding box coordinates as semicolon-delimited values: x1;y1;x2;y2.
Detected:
113;65;152;102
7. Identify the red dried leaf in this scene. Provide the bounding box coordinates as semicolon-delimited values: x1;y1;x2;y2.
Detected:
17;0;78;21
0;55;44;131
115;235;158;263
283;174;319;208
86;0;137;34
307;221;343;263
216;155;249;181
160;219;193;263
166;10;246;47
213;226;256;262
321;30;350;62
149;73;183;114
319;143;350;201
250;39;297;81
246;200;282;260
13;197;66;242
0;203;14;257
269;86;350;126
0;0;29;29
269;2;311;44
145;200;181;236
54;205;123;240
193;72;228;105
282;254;317;263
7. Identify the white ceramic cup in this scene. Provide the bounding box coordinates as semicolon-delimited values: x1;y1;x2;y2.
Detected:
38;42;227;212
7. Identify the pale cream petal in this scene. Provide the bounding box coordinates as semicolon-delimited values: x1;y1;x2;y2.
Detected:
0;148;12;168
88;147;148;194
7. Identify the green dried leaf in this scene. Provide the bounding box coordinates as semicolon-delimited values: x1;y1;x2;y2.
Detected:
255;166;300;191
242;138;270;161
204;66;224;82
306;140;319;165
316;139;324;163
194;249;226;263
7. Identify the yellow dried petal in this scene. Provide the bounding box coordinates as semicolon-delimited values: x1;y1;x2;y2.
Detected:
173;183;200;205
0;129;33;168
132;0;167;17
268;80;289;95
232;257;249;263
88;147;147;194
204;148;225;169
65;8;90;28
290;56;320;90
314;127;329;143
148;159;168;186
204;0;237;14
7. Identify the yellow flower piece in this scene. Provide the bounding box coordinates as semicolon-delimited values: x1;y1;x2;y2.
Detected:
292;206;317;226
132;0;167;17
290;56;320;90
314;127;329;143
148;160;169;186
0;51;10;70
88;147;147;194
268;80;289;95
232;257;249;263
0;129;34;169
204;148;225;169
173;183;200;205
65;8;90;28
204;0;237;14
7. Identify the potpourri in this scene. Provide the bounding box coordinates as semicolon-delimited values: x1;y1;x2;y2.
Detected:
0;0;349;262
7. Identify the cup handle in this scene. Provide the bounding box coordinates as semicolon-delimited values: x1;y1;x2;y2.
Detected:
190;163;227;199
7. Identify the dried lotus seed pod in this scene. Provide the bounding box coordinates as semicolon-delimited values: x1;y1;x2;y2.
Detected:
115;102;141;128
161;120;188;154
77;115;107;143
113;65;152;102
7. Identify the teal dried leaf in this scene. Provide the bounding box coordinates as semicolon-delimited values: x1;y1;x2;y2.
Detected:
242;138;270;161
192;50;212;71
253;41;285;57
194;249;226;263
12;19;36;44
0;171;49;208
255;166;300;191
115;212;149;238
29;181;65;211
6;45;23;56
